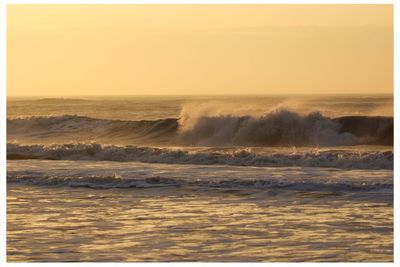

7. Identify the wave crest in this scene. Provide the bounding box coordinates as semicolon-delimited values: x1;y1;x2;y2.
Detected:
179;109;357;146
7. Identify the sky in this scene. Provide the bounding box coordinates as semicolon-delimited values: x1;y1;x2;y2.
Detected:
7;4;393;96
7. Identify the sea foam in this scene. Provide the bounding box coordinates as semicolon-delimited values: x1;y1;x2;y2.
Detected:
7;143;393;169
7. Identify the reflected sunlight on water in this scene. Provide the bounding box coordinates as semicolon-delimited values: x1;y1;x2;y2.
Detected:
7;184;393;262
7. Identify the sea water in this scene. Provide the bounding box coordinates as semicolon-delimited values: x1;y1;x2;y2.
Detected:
6;95;393;262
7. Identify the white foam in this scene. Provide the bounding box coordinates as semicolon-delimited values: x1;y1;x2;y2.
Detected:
7;143;393;170
7;160;393;193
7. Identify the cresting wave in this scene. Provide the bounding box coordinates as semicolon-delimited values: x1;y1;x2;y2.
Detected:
178;110;392;146
7;143;393;169
7;110;393;146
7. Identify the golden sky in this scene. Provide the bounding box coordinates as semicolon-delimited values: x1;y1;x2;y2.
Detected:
7;5;393;96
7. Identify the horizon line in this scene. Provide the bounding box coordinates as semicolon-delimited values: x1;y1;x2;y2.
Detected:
7;92;394;98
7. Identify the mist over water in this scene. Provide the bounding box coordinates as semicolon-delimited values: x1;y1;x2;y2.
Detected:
7;95;394;146
7;94;393;120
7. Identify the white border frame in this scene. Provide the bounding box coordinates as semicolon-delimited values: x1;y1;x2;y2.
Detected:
0;1;398;266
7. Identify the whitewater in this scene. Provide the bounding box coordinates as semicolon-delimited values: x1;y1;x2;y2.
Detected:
7;95;393;262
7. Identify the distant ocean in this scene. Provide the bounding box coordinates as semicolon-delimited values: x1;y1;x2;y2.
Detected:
7;95;393;262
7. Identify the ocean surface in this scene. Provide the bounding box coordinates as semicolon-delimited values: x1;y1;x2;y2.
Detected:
7;95;393;262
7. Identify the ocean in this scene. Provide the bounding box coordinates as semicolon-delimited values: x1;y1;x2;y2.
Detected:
6;95;393;262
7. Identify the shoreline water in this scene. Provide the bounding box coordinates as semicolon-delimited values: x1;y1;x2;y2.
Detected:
7;179;393;262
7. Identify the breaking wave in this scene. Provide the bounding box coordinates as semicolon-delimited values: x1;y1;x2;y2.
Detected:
7;170;393;192
178;109;392;146
7;110;393;146
7;143;393;169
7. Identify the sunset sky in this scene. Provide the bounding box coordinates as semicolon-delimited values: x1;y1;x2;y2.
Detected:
7;4;393;96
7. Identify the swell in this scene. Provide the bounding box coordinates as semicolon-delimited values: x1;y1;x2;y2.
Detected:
7;115;178;145
7;111;393;146
7;143;393;170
